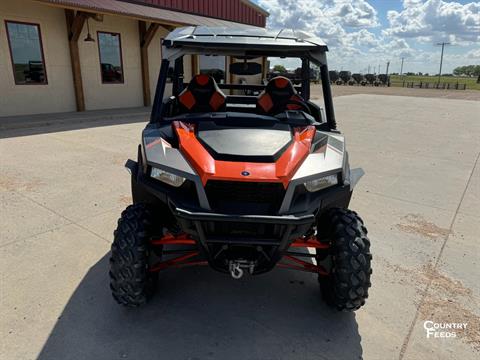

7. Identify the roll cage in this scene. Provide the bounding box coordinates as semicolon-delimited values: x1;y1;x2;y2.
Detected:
150;26;336;130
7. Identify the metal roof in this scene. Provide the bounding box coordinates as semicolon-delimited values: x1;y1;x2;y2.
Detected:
164;26;328;50
241;0;270;16
34;0;257;27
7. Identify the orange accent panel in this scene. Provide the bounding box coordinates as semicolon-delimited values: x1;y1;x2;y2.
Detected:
257;93;273;112
195;74;210;86
174;121;215;184
286;104;302;110
151;233;196;246
179;90;196;109
275;126;316;186
290;236;329;249
286;95;305;110
274;77;290;88
209;92;225;111
174;122;315;188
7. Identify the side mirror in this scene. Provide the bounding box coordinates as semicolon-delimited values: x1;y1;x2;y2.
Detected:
229;62;262;76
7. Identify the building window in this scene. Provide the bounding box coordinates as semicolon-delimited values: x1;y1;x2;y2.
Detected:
5;21;47;85
199;55;225;83
97;32;124;83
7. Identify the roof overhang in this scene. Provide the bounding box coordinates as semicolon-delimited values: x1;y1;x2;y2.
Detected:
34;0;259;28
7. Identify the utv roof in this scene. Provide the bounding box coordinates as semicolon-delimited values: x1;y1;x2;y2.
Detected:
162;26;328;60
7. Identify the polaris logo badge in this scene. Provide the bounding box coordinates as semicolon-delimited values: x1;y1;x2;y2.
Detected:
241;171;250;176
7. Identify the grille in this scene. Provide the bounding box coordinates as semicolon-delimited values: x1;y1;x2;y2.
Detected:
204;181;285;215
203;221;285;240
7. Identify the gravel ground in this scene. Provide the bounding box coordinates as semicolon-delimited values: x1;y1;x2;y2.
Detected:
310;84;480;101
1;94;479;360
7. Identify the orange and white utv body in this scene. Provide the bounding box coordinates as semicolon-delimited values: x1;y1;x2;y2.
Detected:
110;27;371;311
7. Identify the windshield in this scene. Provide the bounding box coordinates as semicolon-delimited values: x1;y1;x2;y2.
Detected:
150;52;336;131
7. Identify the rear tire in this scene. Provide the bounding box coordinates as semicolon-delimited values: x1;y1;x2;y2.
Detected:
109;204;159;307
317;208;372;311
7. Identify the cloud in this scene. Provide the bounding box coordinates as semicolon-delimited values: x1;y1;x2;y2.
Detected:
385;0;480;44
259;0;380;29
466;48;480;59
334;0;379;27
257;0;479;73
344;28;379;46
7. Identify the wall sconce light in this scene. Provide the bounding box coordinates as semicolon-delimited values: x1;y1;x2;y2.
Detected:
84;18;95;42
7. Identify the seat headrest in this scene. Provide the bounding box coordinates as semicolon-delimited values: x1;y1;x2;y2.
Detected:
257;76;304;115
265;76;296;95
178;74;226;113
190;74;215;88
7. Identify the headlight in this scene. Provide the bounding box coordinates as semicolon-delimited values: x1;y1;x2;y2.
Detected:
304;174;338;192
150;167;185;187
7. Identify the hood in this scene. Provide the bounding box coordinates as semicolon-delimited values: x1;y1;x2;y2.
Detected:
197;122;292;162
173;121;316;187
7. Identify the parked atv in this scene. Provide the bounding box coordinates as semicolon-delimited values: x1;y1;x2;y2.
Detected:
338;70;352;85
110;27;372;312
352;73;365;86
378;74;390;86
329;70;339;84
365;73;378;86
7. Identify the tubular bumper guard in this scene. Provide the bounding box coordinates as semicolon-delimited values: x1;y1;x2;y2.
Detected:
173;207;315;251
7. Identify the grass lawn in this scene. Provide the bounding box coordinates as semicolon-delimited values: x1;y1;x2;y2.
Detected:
390;75;480;90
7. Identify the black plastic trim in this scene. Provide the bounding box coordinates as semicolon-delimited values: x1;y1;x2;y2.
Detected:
174;208;314;225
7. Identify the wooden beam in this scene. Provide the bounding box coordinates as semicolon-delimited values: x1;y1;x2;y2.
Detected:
139;21;150;106
86;13;103;22
142;23;159;48
160;24;176;32
65;9;86;111
261;56;267;81
69;11;86;42
139;21;159;106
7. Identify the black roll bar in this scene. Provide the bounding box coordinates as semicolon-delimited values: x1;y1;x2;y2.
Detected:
150;59;169;123
320;64;336;130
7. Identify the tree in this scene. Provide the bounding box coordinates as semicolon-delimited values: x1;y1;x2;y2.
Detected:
273;64;287;73
453;65;480;77
453;66;463;76
475;65;480;76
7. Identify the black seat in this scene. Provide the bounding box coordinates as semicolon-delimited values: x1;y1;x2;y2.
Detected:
177;74;226;114
256;76;306;115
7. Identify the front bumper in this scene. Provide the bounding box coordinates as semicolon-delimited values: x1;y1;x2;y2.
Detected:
175;206;314;246
173;207;315;274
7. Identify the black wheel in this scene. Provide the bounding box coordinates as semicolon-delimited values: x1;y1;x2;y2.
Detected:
317;208;372;311
109;203;160;307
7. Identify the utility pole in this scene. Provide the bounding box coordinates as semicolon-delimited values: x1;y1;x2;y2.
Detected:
385;61;390;76
400;57;404;76
436;42;450;83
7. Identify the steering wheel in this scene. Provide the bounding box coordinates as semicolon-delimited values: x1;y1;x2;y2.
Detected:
281;99;312;115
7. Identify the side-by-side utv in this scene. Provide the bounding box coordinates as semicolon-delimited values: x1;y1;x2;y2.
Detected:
109;27;372;312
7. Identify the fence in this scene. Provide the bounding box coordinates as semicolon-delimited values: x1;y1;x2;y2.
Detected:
402;81;467;90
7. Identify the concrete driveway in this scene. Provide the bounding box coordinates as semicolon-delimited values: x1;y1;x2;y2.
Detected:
1;95;479;360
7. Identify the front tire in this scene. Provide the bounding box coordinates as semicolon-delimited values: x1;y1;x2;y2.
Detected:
109;204;159;307
317;208;372;311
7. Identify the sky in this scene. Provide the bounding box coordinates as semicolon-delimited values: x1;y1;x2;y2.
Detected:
254;0;480;74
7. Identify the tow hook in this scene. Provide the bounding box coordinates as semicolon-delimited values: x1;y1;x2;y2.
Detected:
228;260;256;279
